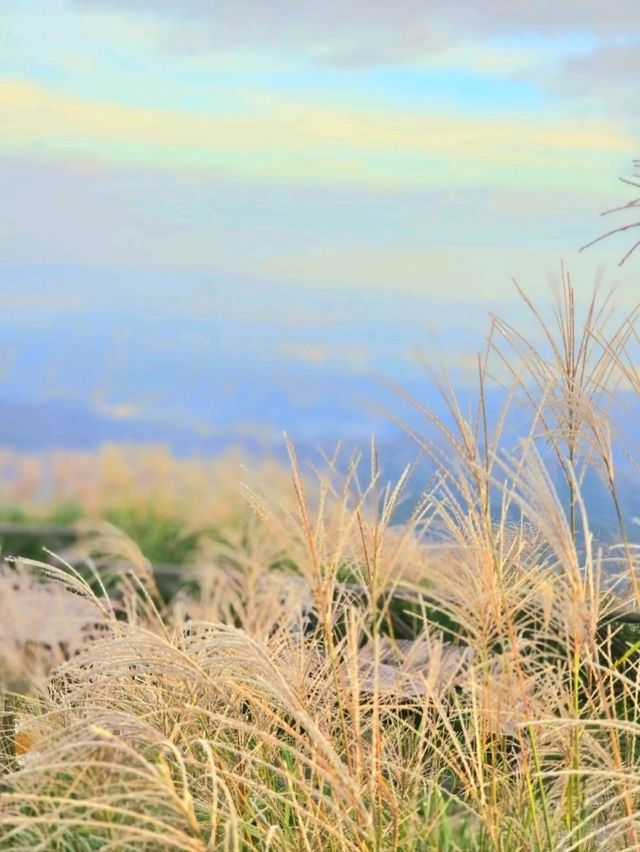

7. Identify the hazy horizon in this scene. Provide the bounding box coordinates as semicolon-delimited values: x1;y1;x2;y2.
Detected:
1;0;638;455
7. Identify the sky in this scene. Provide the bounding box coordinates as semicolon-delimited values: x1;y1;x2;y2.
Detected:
0;0;638;451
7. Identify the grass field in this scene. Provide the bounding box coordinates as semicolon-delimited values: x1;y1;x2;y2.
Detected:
3;280;640;849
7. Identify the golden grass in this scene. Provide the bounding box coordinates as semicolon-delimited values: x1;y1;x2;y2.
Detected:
2;278;640;849
0;443;295;530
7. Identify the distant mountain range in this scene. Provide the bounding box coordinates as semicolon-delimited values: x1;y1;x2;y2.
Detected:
2;263;640;539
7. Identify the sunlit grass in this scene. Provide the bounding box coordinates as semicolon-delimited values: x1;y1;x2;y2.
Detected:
2;279;640;849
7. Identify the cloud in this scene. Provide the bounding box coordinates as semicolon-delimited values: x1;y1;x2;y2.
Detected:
1;154;631;304
0;151;633;308
92;399;144;421
274;342;370;369
258;242;616;300
78;0;639;63
1;79;632;189
554;42;640;113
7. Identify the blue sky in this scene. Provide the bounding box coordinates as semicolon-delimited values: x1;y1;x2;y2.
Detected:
0;0;638;448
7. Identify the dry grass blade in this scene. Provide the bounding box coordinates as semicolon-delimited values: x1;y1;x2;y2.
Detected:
580;160;640;266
